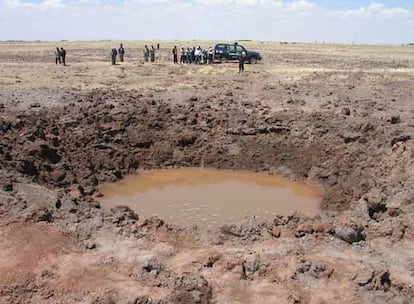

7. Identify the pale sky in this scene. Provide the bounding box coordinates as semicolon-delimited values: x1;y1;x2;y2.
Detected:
1;0;414;43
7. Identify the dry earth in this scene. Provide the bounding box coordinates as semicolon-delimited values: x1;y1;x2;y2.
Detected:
1;40;414;303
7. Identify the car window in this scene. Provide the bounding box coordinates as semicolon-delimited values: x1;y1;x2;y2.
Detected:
215;45;225;51
227;45;236;53
236;46;244;53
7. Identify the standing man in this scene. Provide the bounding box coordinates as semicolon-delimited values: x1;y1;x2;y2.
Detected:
191;47;195;64
185;48;190;64
208;47;214;64
60;47;66;66
180;47;185;64
55;47;61;65
172;46;178;64
150;45;155;62
143;45;149;63
238;50;246;74
110;48;117;65
118;43;125;62
157;43;160;50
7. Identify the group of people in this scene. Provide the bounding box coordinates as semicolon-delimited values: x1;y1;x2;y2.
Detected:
110;43;125;65
172;46;214;65
54;47;67;66
143;45;156;63
54;42;246;73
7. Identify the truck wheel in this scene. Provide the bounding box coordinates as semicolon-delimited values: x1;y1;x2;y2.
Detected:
249;57;258;64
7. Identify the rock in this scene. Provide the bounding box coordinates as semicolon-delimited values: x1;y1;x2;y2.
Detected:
295;224;314;237
242;255;261;278
342;107;351;116
127;296;150;304
204;255;221;268
313;222;333;234
92;291;118;304
386;194;405;217
189;96;198;102
30;102;41;108
127;128;154;149
141;216;164;229
391;135;411;146
334;222;365;244
268;226;281;238
142;257;162;275
293;259;334;280
390;115;401;124
29;141;61;164
353;267;374;286
350;200;370;224
342;132;361;144
220;216;261;238
85;241;97;250
29;206;54;223
177;132;197;147
364;188;387;220
50;169;66;183
172;273;212;304
110;205;139;223
373;270;391;291
268;125;290;134
2;182;13;192
17;159;38;176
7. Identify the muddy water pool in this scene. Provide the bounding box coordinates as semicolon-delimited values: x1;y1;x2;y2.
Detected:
98;168;320;229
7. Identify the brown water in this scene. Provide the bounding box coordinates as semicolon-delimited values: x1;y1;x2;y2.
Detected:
98;168;320;229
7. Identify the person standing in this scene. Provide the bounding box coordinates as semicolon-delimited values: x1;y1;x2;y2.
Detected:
194;47;200;64
185;48;190;64
203;49;207;65
238;50;246;74
110;48;117;65
143;45;149;63
55;47;61;64
208;47;214;64
157;43;160;50
118;43;125;62
60;47;66;66
172;46;178;64
150;45;155;62
191;47;195;64
180;47;185;64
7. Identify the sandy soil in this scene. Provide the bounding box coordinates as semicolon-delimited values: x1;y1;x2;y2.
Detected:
1;40;414;303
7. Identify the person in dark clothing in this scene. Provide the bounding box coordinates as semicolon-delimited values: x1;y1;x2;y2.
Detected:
118;43;125;62
143;45;149;63
180;47;185;64
110;48;117;65
157;43;160;50
172;46;178;64
55;47;61;64
185;48;190;64
60;47;66;66
239;51;246;73
203;49;208;65
208;47;214;64
191;47;195;64
150;45;155;62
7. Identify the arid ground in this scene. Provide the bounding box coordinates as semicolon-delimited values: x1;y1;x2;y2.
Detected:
1;40;414;304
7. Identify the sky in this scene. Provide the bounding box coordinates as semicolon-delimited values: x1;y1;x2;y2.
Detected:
1;0;414;43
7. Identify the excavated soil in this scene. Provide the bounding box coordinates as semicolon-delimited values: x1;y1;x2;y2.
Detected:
1;41;414;304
